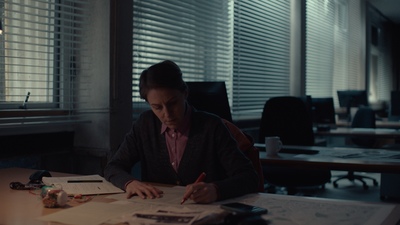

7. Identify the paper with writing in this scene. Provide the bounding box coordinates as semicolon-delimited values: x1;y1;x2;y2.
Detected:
42;174;124;196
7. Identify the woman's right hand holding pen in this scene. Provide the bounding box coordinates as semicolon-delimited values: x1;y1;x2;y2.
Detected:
182;182;218;204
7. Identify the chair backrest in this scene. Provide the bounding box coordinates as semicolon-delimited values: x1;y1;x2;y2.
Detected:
186;81;233;122
258;96;315;146
351;107;376;128
351;106;376;147
222;119;264;192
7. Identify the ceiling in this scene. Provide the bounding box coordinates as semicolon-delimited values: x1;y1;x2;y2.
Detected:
368;0;400;24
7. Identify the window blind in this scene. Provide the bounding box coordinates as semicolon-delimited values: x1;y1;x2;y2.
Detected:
0;0;90;127
232;0;291;118
368;5;392;103
133;0;233;108
133;0;291;120
305;0;365;106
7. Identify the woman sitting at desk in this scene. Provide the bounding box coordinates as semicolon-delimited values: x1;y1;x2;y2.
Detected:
104;60;258;204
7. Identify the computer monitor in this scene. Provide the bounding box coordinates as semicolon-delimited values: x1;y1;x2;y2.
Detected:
337;90;368;121
337;90;369;108
311;97;336;127
390;91;400;121
186;81;233;122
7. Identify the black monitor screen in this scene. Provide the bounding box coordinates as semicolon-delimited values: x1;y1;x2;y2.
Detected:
186;81;233;122
391;91;400;117
311;97;336;125
337;90;368;108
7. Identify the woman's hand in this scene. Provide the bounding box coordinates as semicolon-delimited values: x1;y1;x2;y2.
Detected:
125;180;164;199
182;182;218;204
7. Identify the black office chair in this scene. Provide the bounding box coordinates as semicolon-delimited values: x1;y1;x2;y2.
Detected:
333;106;379;189
259;96;331;194
186;81;233;122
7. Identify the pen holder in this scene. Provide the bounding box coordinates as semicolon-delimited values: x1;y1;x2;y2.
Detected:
41;187;68;208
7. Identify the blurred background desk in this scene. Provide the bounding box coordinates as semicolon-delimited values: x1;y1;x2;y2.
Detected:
336;120;400;129
314;127;400;148
257;145;400;173
257;144;400;200
315;127;400;139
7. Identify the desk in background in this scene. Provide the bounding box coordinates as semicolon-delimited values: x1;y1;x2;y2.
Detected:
256;144;400;173
315;127;400;139
336;119;400;129
314;127;400;147
2;167;400;225
257;144;400;200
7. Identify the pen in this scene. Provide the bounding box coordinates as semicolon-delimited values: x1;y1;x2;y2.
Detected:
67;180;103;183
180;172;206;204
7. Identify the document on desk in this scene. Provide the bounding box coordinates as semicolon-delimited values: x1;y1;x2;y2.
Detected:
225;193;397;225
37;186;223;225
42;174;124;196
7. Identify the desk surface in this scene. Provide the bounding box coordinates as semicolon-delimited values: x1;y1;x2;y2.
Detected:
2;167;400;225
336;120;400;129
315;127;400;139
257;144;400;173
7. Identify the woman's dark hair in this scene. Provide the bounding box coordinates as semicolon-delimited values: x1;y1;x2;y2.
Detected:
139;60;188;101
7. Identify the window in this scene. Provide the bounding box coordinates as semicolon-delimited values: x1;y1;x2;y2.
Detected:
133;0;233;111
132;0;291;119
232;0;291;119
0;0;90;126
305;0;366;106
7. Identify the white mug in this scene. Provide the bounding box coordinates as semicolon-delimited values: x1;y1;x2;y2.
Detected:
265;136;282;156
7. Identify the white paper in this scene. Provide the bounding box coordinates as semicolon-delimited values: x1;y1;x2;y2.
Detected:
42;174;124;196
36;186;397;225
37;202;135;225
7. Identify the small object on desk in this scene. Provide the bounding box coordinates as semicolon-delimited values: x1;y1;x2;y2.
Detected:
9;181;43;190
221;203;269;225
18;91;30;109
180;172;206;204
29;170;51;183
42;188;68;208
220;202;268;215
67;180;103;183
265;136;282;156
279;148;319;155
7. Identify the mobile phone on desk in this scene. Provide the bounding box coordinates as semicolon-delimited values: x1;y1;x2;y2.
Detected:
220;202;268;215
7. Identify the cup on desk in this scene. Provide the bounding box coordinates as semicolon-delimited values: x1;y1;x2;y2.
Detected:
265;136;282;156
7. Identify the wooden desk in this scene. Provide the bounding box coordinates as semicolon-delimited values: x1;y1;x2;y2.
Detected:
336;120;400;129
257;144;400;173
315;127;400;139
0;168;113;225
2;167;400;225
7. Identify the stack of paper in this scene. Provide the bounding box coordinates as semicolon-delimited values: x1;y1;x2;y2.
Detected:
42;174;124;196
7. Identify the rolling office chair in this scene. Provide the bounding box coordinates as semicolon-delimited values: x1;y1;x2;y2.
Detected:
259;96;331;194
332;106;379;190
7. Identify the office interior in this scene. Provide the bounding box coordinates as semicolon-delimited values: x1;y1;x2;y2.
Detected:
1;0;400;201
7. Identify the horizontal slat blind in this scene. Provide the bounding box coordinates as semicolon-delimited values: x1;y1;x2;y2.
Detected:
232;0;291;117
306;0;366;106
133;0;233;104
368;6;392;103
305;0;335;98
0;0;89;109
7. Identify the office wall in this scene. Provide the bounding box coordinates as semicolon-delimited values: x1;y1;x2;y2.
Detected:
73;0;132;159
290;0;303;96
73;0;111;154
